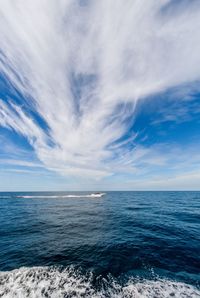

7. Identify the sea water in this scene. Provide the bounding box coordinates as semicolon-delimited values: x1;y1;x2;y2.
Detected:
0;191;199;297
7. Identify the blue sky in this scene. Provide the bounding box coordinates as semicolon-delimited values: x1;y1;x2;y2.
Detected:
0;0;200;191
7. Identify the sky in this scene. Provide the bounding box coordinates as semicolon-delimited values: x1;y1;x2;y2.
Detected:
0;0;200;191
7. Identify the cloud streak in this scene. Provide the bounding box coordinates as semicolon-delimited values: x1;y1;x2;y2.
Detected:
0;0;200;178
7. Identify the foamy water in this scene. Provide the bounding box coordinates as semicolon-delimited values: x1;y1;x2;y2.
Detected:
16;194;105;199
0;267;199;298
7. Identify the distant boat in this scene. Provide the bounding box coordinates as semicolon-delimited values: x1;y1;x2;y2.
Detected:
90;192;105;198
16;193;106;199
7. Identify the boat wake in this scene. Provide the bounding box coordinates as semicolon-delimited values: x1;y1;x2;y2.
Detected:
0;266;199;298
16;193;106;199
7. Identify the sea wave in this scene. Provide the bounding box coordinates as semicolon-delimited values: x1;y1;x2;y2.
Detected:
0;267;199;298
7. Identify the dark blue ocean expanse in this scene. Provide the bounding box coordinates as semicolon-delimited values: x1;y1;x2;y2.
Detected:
0;191;200;297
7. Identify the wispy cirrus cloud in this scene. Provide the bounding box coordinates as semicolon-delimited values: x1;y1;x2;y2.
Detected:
0;0;200;179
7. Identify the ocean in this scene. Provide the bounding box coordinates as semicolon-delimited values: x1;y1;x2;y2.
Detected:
0;191;199;297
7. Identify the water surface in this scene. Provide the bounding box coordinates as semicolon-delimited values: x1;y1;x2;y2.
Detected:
0;191;199;297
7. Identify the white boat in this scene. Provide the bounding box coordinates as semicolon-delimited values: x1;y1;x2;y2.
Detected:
90;192;105;197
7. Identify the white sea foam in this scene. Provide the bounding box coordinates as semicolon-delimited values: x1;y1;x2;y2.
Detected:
0;267;199;298
18;193;105;199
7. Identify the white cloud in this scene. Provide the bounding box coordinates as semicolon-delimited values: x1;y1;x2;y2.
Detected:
0;159;44;168
0;0;200;179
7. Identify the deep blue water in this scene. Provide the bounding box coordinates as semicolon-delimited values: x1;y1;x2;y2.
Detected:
0;191;199;297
